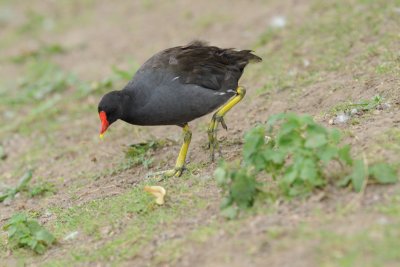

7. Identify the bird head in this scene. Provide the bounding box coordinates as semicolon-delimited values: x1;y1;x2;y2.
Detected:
97;91;123;139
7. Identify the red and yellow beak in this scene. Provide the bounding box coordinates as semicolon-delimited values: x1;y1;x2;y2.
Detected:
99;111;109;139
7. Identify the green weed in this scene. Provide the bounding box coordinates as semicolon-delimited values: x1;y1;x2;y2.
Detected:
0;171;32;203
3;213;55;254
339;161;398;192
124;140;167;169
29;182;56;197
331;95;384;115
10;43;65;64
215;113;398;218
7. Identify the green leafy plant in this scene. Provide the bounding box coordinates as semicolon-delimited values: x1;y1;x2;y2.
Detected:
244;113;352;196
0;170;32;203
215;113;398;218
3;213;55;254
340;160;397;192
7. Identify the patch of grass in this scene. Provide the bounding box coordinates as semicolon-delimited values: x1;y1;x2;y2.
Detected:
1;61;77;107
1;171;57;203
330;95;384;115
125;140;160;158
0;61;134;137
10;43;66;64
18;10;55;34
124;140;171;169
315;206;400;267
40;177;209;265
0;171;32;203
254;0;399;95
29;181;56;197
152;224;219;266
3;213;55;254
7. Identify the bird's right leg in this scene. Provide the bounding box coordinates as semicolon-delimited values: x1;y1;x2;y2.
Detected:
207;86;246;161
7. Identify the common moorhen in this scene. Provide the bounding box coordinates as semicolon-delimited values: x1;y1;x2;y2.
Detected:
98;41;261;177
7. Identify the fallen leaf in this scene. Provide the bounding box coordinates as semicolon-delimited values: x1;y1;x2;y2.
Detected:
144;186;166;205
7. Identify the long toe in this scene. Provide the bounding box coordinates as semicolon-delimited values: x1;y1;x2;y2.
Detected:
146;167;184;180
209;139;218;162
220;117;228;130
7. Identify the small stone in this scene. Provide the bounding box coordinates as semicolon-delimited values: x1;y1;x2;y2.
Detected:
381;103;391;110
350;108;358;115
43;210;53;218
334;113;350;124
328;119;334;125
270;16;286;29
302;59;310;67
64;231;79;241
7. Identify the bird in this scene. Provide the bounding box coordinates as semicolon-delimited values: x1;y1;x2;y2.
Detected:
98;41;261;178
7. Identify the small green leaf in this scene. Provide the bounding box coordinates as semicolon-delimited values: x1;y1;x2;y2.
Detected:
230;170;257;209
264;150;286;165
369;163;398;184
35;229;55;245
330;129;341;144
34;243;47;254
338;145;353;165
305;133;327;148
337;175;351;187
4;213;27;229
349;159;367;192
299;158;319;185
243;125;265;162
318;145;338;163
283;166;297;185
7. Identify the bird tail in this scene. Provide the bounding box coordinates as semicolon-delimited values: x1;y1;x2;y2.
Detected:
228;49;262;71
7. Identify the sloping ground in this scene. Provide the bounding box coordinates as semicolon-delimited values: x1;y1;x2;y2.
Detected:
0;0;399;266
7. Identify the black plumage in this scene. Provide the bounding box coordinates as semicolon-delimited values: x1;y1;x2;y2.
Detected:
98;41;261;127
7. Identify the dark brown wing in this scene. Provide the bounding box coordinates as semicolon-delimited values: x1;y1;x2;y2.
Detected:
147;41;262;91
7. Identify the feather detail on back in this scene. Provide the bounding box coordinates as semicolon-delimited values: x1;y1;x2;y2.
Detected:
144;41;262;91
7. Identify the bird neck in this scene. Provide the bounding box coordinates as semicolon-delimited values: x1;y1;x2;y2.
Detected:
119;91;137;124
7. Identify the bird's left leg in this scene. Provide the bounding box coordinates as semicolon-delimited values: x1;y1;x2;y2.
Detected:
147;124;192;179
208;86;246;161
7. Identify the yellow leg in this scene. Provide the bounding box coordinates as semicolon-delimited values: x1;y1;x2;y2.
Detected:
147;124;192;179
208;86;246;161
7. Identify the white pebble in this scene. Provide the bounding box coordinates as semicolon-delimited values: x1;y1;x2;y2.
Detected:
270;16;286;29
334;113;350;124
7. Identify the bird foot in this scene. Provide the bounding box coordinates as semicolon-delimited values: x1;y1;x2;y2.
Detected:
207;116;226;161
207;132;223;162
146;167;184;181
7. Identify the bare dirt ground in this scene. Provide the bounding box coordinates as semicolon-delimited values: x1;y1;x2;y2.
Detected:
0;0;399;266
